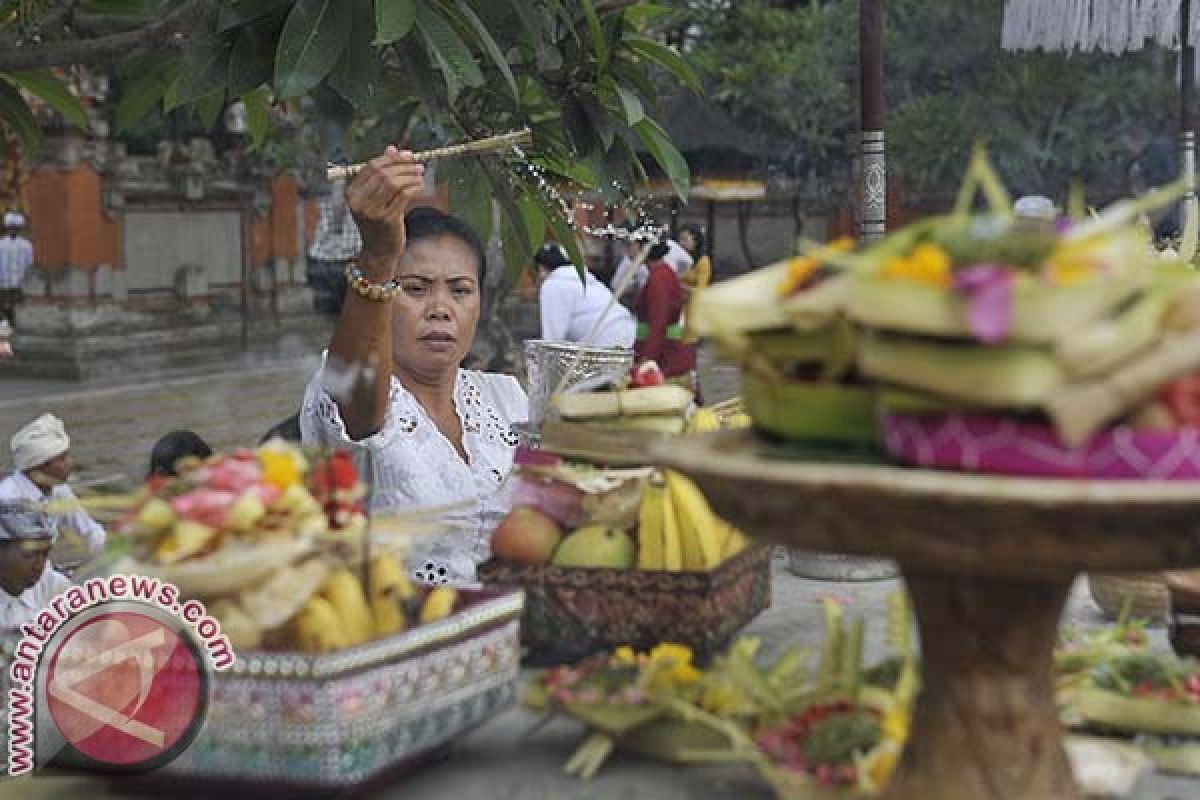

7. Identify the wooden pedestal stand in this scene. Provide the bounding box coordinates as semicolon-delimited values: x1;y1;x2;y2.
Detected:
652;431;1200;800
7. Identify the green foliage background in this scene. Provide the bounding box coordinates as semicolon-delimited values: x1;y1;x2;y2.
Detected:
688;0;1178;206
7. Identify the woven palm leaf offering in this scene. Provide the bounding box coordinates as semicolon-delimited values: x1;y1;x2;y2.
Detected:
688;233;877;449
94;441;467;652
524;594;918;797
843;149;1200;478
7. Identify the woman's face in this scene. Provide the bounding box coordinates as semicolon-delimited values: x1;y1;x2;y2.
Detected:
391;235;481;379
679;230;698;254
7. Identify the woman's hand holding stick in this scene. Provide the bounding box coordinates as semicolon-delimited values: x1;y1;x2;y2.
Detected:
327;146;426;441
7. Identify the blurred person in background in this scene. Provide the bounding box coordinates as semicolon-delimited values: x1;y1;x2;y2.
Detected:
535;243;636;349
0;414;106;574
147;430;213;478
0;211;33;327
677;224;712;290
634;240;698;389
307;178;362;315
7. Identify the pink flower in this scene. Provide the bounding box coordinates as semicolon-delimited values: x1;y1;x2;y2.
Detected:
953;264;1014;344
206;457;264;492
171;488;237;527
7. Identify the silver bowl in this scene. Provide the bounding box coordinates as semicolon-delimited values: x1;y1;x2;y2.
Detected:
787;550;899;581
522;339;634;428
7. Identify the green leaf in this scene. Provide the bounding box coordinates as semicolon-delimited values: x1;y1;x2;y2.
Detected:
217;0;293;32
581;0;608;68
517;190;546;252
446;159;493;245
275;0;353;98
242;87;271;147
229;27;275;96
604;77;643;125
4;70;88;128
545;201;585;276
415;0;484;101
621;3;673;25
454;0;516;99
504;0;539;36
115;55;181;131
0;81;41;156
193;89;226;130
375;0;416;43
330;0;382;108
173;29;234;109
623;34;700;93
633;117;690;198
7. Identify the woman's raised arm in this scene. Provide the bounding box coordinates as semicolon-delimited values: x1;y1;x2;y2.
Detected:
327;147;425;440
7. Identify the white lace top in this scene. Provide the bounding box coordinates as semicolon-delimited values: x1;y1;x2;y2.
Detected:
299;359;528;587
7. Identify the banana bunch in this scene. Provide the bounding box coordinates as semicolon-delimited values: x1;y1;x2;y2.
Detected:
686;401;753;434
287;553;457;654
637;470;749;571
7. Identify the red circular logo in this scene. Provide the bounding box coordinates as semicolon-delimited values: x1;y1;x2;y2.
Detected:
45;609;205;769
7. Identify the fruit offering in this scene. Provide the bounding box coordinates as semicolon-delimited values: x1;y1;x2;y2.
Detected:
491;466;748;573
112;442;464;654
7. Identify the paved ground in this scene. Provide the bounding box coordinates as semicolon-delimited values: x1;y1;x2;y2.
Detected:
1;345;1197;798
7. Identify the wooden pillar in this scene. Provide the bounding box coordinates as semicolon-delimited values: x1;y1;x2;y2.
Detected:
860;0;886;243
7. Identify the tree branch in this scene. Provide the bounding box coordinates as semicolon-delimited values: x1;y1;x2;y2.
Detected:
0;0;208;72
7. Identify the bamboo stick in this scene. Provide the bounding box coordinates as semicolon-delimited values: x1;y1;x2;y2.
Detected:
326;128;532;181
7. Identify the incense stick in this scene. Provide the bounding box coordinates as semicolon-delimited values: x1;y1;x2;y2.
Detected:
326;128;532;181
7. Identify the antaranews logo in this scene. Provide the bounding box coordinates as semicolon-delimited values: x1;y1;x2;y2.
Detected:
6;574;234;775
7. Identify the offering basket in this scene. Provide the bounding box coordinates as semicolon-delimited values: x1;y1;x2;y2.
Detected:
478;544;770;665
0;589;523;792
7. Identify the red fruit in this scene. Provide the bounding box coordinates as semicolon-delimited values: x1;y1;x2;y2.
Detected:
631;361;665;388
310;451;360;494
491;507;564;565
1161;373;1200;426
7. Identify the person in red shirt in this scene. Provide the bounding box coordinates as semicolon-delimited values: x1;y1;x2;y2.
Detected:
634;241;698;386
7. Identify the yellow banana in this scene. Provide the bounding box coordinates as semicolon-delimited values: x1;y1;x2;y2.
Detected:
320;568;374;646
637;475;667;570
665;471;723;570
722;526;749;561
419;586;458;625
291;596;347;653
661;484;683;571
686;407;721;434
371;595;408;637
369;552;415;601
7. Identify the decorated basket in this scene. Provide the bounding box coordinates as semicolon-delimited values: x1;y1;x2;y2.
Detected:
166;589;522;789
478;545;770;665
0;590;523;792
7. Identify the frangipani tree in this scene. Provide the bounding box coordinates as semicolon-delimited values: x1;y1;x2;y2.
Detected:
0;0;700;273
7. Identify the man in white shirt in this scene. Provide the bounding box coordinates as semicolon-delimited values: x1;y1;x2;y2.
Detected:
0;509;71;634
0;211;34;327
536;244;637;349
0;414;106;574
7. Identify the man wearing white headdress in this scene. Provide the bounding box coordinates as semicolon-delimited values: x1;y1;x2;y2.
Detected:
0;498;71;633
0;414;106;573
0;211;33;327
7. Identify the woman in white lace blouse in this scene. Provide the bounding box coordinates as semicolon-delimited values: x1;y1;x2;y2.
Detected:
300;147;528;586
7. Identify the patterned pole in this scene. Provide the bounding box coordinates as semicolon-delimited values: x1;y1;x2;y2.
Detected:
1182;0;1197;256
860;0;886;243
